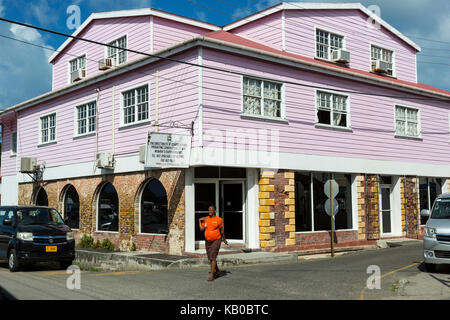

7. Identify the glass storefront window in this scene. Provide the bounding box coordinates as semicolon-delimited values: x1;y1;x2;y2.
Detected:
420;177;442;225
296;172;352;232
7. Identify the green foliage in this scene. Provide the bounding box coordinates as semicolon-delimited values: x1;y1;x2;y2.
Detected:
76;235;115;251
131;242;137;252
77;235;94;248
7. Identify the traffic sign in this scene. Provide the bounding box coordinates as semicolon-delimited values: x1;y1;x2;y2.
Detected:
324;199;339;216
324;179;339;199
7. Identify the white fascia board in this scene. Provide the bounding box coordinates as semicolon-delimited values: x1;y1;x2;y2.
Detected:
224;2;420;52
190;146;450;178
48;8;220;63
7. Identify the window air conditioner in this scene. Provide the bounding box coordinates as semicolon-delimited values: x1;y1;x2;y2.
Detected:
20;157;37;173
96;152;114;169
98;58;115;70
71;69;86;82
372;60;390;73
332;49;350;63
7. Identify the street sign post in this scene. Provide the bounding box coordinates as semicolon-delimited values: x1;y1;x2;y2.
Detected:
324;179;339;257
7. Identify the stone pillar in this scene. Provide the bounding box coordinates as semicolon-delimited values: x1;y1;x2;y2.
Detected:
365;175;380;240
356;175;366;241
258;170;295;249
401;177;420;238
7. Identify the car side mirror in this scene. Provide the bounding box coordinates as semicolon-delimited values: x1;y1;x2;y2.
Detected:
420;209;430;217
3;219;13;226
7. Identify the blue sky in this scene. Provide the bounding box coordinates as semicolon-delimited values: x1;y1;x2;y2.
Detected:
1;0;450;109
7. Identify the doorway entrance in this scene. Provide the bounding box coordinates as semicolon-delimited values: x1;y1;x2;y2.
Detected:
379;176;393;236
194;181;246;243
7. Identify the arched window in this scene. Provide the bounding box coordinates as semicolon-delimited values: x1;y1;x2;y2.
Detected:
63;185;80;229
35;187;48;206
141;179;168;234
97;183;119;232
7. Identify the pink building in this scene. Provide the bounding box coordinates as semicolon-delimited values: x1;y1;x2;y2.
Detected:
1;3;449;255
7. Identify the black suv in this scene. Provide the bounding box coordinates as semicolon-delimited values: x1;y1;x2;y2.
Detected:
0;206;75;272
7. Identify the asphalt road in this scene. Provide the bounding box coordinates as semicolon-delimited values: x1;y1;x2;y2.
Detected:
0;243;448;300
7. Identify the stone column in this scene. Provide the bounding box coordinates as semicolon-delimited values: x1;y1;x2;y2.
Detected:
401;177;420;238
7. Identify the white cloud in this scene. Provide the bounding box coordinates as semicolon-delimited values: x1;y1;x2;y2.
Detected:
10;24;42;42
0;21;52;109
0;0;4;17
195;10;207;22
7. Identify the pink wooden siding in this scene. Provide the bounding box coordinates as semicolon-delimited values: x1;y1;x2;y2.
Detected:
1;51;199;175
201;48;449;166
230;11;283;51
152;16;210;52
284;9;417;83
52;16;152;91
1;114;17;176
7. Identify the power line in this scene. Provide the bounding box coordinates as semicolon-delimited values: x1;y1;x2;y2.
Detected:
4;33;450;135
1;17;450;102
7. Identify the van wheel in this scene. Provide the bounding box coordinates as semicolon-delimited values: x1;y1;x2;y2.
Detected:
8;249;20;272
425;263;436;272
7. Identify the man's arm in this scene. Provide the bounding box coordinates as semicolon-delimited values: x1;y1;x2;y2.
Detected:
198;217;206;232
220;227;227;244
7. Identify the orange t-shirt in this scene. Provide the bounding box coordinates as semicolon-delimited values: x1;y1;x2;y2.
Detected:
202;216;223;242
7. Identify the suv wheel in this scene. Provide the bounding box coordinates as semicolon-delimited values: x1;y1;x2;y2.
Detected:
8;249;20;272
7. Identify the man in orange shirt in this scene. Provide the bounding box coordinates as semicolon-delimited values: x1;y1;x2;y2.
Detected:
199;205;227;281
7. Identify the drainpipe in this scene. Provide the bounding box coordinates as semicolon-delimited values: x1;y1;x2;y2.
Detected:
95;88;100;155
364;174;368;240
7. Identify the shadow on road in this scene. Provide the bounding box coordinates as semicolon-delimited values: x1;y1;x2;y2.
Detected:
0;260;64;272
0;286;16;300
417;262;450;275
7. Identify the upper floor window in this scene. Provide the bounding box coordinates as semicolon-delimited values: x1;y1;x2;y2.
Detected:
121;85;149;126
40;113;56;144
242;77;283;118
316;91;349;128
69;55;86;83
316;29;344;60
107;36;127;65
76;101;97;136
371;45;394;76
395;105;420;138
11;131;17;155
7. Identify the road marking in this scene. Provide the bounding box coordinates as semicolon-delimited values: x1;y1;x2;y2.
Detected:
359;261;421;300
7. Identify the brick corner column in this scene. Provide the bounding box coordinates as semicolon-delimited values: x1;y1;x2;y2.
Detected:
356;175;366;241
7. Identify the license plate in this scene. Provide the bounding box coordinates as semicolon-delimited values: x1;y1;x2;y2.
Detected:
45;246;57;253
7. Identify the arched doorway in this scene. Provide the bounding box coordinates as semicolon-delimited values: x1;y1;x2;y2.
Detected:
34;187;48;206
63;185;80;229
140;179;168;234
97;183;119;232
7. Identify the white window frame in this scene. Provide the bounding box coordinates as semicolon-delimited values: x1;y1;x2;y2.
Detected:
119;81;151;128
73;99;97;138
314;26;346;62
68;54;87;84
240;75;286;120
370;43;396;77
394;104;421;139
105;34;128;66
10;131;17;156
314;89;351;130
38;112;57;146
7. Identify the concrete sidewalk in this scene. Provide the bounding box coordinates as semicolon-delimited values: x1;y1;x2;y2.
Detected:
74;238;421;272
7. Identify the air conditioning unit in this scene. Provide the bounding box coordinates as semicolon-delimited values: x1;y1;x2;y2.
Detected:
20;157;37;173
332;49;350;63
96;152;114;169
71;69;86;82
98;58;115;70
372;60;390;73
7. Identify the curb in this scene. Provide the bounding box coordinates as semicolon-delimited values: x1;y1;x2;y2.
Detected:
74;249;299;272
